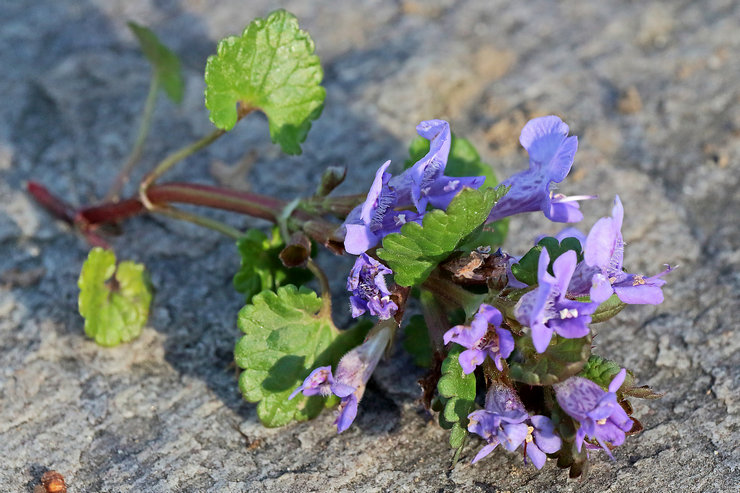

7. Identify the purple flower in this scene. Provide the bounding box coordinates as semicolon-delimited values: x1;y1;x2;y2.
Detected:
522;415;562;469
392;119;485;213
290;325;392;433
347;254;398;320
468;384;529;463
342;120;485;254
554;369;633;457
343;161;420;255
488;116;594;223
583;195;674;304
514;248;597;353
443;304;514;374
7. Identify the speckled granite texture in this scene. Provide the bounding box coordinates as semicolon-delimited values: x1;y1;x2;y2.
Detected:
1;1;738;491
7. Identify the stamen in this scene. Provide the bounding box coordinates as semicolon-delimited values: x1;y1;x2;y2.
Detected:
393;214;407;227
443;180;460;192
525;425;535;443
632;275;646;286
596;418;607;425
559;308;579;319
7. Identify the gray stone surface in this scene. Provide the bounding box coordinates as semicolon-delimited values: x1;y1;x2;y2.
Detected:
1;0;738;491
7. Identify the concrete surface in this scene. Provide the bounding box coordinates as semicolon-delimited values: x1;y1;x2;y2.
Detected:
0;0;738;491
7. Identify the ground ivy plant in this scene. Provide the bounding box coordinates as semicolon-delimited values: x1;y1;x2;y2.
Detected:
28;9;673;478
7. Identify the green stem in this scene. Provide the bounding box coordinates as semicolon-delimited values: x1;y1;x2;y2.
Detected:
105;75;160;202
140;128;226;195
306;258;332;318
420;289;449;353
151;205;242;240
421;271;485;319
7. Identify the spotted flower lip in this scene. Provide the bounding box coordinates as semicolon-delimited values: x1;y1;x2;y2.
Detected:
514;248;597;353
468;384;529;463
347;253;398;320
343;161;411;255
583;195;674;304
443;304;514;374
554;369;633;458
290;325;392;433
488;115;594;223
522;415;562;469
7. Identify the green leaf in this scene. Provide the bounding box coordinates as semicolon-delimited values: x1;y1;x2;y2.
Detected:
128;22;184;103
233;228;311;304
588;293;626;323
235;285;370;427
511;236;583;286
405;134;509;248
204;9;325;154
579;355;663;399
377;187;506;287
77;248;152;347
402;315;433;368
437;345;476;448
509;333;591;386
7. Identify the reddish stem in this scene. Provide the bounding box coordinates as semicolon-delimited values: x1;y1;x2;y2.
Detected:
28;181;345;251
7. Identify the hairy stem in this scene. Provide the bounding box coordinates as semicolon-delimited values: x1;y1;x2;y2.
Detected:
306;258;332;318
151;205;242;239
139;129;226;195
105;75;160;202
419;289;449;353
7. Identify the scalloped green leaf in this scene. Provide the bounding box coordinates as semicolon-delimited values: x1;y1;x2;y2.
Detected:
204;9;325;154
437;345;476;449
509;333;591;386
377;187;506;287
235;285;370;427
233;228;312;304
78;248;152;347
405;134;509;248
128;22;184;103
579;354;663;399
511;236;583;286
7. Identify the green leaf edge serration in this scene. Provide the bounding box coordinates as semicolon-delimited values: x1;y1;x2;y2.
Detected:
204;9;326;155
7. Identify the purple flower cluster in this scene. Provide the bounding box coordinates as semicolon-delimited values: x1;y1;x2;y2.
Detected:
515;248;598;353
290;325;391;433
554;369;633;457
468;384;561;468
488;116;593;224
347;253;398;320
443;304;514;374
343;119;485;255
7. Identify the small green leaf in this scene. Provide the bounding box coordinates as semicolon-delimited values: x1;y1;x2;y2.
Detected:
378;187;506;287
509;333;591;386
579;355;663;399
128;22;184;103
405;134;509;248
204;9;325;154
235;285;370;427
233;228;311;304
437;345;476;448
511;236;583;286
588;293;626;323
78;248;152;347
402;315;433;368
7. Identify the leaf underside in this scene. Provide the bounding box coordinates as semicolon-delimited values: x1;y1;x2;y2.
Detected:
128;22;184;103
